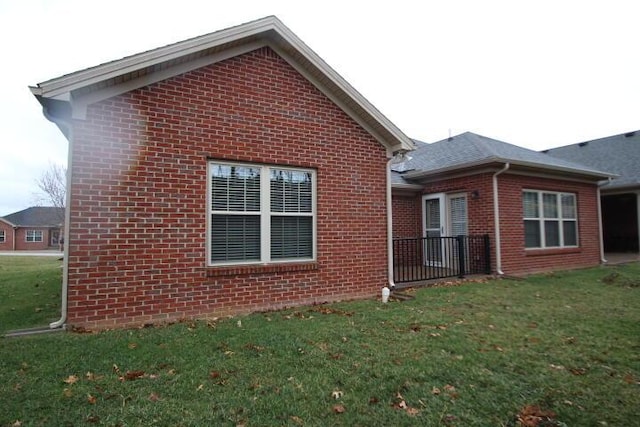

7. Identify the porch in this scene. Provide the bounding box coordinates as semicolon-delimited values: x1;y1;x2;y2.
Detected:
393;235;492;284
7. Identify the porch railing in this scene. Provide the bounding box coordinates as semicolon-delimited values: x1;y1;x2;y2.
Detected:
393;235;491;283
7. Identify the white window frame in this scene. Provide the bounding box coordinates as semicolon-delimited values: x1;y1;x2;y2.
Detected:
0;230;5;243
207;161;317;266
26;229;43;243
523;190;578;249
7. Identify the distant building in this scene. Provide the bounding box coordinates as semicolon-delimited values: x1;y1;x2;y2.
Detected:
0;206;64;251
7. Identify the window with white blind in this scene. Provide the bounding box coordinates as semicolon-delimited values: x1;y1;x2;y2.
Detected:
209;161;315;265
523;190;577;249
26;230;43;243
0;230;5;243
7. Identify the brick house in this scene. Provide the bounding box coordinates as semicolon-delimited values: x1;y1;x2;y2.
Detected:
0;207;64;251
30;17;613;330
30;16;414;329
391;132;611;277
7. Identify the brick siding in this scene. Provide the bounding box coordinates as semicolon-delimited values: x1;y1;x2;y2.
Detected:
391;172;601;275
66;47;389;329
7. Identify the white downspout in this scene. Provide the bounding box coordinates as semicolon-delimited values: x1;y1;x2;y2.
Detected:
386;156;397;290
493;163;510;275
44;108;72;330
597;186;607;264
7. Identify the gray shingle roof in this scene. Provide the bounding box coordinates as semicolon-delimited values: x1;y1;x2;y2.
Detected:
2;207;65;227
544;130;640;191
392;132;612;185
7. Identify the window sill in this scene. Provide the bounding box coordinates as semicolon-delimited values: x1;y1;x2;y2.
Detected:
206;261;318;277
525;247;581;257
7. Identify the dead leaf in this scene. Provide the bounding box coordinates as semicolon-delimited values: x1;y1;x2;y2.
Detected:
516;405;557;427
127;342;137;349
149;392;160;402
87;394;97;405
124;370;145;381
331;390;344;399
623;373;637;384
63;375;79;384
196;384;204;391
443;384;456;392
436;325;448;330
11;421;22;427
63;388;73;398
432;387;441;395
332;404;346;414
290;415;304;425
369;396;379;404
406;407;420;416
86;415;100;423
210;371;221;379
549;364;565;371
570;368;587;376
429;332;441;337
112;364;121;374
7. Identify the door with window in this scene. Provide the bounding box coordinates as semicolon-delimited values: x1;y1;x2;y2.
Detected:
422;193;468;267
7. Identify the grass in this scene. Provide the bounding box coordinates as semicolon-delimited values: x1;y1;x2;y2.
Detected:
0;256;62;333
0;260;639;426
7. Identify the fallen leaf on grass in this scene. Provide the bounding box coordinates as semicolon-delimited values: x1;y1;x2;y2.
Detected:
331;390;344;399
549;364;565;371
290;416;304;425
87;394;97;404
11;421;22;427
63;375;79;384
332;404;346;414
569;367;587;376
148;392;160;402
63;388;73;398
516;405;557;427
121;370;145;381
369;396;379;404
623;373;638;384
86;415;100;423
127;342;137;349
432;387;441;395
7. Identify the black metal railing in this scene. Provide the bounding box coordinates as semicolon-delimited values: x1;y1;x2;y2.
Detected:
393;235;491;283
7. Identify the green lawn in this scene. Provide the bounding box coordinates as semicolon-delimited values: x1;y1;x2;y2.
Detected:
0;260;638;426
0;256;62;333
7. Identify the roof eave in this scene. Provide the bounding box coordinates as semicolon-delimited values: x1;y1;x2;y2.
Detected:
403;157;614;182
30;16;414;152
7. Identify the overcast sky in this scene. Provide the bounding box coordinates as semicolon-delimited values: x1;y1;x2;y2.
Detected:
1;0;638;215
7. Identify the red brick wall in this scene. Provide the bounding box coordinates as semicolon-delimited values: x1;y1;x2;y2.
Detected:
391;195;420;238
0;221;13;251
392;172;601;275
498;174;600;275
66;47;389;329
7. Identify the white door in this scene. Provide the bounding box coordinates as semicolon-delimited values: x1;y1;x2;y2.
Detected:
423;194;446;266
422;193;468;267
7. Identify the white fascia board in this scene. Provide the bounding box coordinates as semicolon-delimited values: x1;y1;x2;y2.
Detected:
69;41;266;119
405;157;612;182
34;17;284;99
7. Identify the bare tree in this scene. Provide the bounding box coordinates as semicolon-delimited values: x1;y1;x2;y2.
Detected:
34;162;67;215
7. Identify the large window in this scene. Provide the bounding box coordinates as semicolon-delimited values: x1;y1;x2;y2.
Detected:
209;161;315;265
523;190;577;249
0;230;5;243
26;230;43;243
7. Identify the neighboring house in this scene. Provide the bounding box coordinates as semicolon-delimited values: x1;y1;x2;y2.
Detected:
30;16;414;329
544;131;640;254
0;206;64;251
391;132;611;276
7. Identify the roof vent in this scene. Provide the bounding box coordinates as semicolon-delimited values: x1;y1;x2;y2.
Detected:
624;131;636;138
578;142;588;147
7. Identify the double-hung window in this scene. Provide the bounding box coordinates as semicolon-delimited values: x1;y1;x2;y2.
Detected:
0;230;5;243
26;230;43;243
209;161;315;265
523;190;578;249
